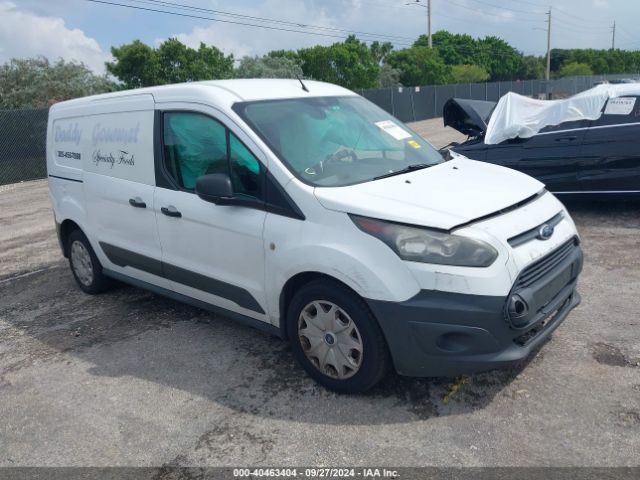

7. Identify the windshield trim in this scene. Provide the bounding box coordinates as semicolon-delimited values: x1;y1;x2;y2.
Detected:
232;95;443;188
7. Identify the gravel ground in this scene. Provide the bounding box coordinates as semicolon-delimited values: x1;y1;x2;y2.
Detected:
0;120;639;468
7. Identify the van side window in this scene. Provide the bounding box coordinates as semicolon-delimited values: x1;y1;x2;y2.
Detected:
229;131;261;198
162;112;262;199
163;112;228;190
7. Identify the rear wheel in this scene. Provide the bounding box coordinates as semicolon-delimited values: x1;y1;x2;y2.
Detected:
68;230;112;294
287;279;390;393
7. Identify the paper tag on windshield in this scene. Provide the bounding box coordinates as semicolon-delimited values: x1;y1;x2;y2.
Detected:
605;97;636;115
375;120;412;140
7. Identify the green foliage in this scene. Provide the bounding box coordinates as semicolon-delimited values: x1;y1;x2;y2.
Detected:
558;61;594;77
107;38;234;88
235;55;303;79
475;36;523;81
106;40;158;88
0;56;116;109
8;31;640;107
519;55;546;80
451;64;489;83
369;41;394;64
427;31;477;66
419;31;525;81
267;49;300;62
378;63;401;87
385;46;451;86
297;36;379;90
551;48;640;75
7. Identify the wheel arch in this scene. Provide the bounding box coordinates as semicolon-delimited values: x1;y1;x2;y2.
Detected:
278;271;367;340
59;218;83;257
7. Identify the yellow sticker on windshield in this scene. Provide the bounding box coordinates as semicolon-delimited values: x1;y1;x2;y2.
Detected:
407;139;421;149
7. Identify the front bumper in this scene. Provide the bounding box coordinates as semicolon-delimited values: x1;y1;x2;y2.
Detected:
367;243;583;377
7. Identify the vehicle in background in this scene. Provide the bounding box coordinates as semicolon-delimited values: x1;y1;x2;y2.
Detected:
608;78;638;84
47;79;582;392
444;84;640;198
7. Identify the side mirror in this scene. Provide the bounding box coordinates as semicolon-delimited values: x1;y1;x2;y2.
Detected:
195;173;234;205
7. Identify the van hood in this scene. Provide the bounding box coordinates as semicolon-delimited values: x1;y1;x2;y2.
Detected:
313;157;544;231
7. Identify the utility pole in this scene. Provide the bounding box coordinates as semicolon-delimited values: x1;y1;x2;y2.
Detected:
427;0;432;49
546;7;552;81
611;21;616;50
407;0;432;48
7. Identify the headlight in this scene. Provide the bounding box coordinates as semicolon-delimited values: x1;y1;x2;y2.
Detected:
350;215;498;267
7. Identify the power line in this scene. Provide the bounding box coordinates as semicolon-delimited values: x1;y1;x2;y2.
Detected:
126;0;416;43
85;0;545;58
462;0;546;16
552;7;613;26
507;0;548;7
431;0;543;23
85;0;637;60
84;0;419;45
354;0;544;23
552;23;612;35
552;16;611;32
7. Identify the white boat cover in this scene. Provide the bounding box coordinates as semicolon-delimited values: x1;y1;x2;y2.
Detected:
484;83;640;145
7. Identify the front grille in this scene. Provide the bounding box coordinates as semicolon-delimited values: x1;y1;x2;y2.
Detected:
515;237;579;289
508;211;564;248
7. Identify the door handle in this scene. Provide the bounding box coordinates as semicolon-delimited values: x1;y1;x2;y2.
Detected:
128;197;146;208
555;136;577;142
161;205;182;218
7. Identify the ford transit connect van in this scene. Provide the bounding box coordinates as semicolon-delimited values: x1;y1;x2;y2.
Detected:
47;79;583;392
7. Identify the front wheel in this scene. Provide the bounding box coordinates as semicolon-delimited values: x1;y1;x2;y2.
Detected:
287;279;390;393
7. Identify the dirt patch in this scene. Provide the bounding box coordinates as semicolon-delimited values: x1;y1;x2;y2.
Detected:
613;409;640;428
592;342;638;368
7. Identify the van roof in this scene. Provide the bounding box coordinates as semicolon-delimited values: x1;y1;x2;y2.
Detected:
50;79;357;111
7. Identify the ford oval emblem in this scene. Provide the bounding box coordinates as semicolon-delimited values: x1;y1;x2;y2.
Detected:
538;224;554;240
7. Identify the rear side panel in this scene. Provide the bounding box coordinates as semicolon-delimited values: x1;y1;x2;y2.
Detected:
48;95;169;289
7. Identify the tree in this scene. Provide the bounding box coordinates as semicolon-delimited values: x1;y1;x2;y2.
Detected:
475;36;523;81
427;31;477;66
235;55;303;78
369;41;394;64
385;46;450;86
550;48;640;75
267;49;300;62
378;63;401;87
519;55;545;80
558;61;593;77
0;57;115;109
107;38;234;88
106;40;158;88
297;36;379;90
450;64;489;83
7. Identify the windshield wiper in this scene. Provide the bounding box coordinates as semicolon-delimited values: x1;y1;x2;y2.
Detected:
372;163;431;181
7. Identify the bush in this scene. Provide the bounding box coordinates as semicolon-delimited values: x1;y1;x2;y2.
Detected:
450;64;490;83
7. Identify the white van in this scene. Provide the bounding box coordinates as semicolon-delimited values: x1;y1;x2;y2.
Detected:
47;79;583;392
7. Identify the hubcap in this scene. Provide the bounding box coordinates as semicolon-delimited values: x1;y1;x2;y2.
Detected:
70;240;94;286
298;300;364;380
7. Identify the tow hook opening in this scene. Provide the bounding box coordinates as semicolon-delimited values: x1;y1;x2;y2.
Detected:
509;294;529;318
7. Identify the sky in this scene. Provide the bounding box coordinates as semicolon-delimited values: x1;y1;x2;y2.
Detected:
1;0;638;74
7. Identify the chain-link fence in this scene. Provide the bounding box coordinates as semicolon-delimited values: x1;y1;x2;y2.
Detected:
1;73;638;186
0;108;48;186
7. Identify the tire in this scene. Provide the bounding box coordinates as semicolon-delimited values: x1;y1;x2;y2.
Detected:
67;229;113;294
287;279;391;393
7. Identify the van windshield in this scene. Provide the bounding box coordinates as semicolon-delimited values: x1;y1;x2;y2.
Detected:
233;96;444;187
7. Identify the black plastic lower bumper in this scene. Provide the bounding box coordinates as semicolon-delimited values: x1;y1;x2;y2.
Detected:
366;245;583;377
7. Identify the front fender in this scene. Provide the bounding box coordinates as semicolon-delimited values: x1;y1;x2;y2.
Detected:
263;212;422;322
